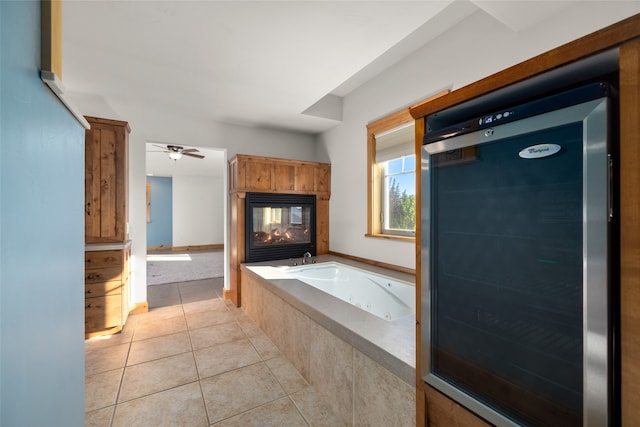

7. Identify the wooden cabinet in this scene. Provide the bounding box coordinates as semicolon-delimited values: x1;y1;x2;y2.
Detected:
229;154;331;199
84;246;130;337
227;154;331;306
85;116;130;243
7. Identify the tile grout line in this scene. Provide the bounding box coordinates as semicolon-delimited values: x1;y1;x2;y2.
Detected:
185;296;213;426
109;320;134;426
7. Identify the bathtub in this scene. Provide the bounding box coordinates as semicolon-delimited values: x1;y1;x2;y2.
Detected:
285;262;414;321
241;255;416;425
242;255;415;380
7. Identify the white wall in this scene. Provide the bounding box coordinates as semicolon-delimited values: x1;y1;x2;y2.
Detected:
67;96;316;304
173;175;224;247
318;3;640;270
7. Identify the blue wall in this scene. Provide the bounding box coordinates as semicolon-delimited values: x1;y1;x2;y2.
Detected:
147;176;173;247
1;1;85;425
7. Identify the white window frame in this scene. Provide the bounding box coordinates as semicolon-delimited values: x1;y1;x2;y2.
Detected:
380;154;416;237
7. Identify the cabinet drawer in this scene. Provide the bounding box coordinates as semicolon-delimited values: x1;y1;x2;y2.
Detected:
86;280;122;298
85;295;122;331
85;266;122;283
85;250;122;269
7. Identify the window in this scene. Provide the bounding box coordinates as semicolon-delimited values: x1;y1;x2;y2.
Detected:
381;154;415;236
366;91;448;241
366;109;416;241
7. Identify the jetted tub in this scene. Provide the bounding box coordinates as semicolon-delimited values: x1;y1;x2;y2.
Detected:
285;262;414;321
242;255;417;423
242;255;416;385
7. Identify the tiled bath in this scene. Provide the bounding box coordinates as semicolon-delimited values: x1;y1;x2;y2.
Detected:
241;257;417;426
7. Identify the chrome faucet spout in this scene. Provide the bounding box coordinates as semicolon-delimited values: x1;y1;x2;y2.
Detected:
302;251;312;264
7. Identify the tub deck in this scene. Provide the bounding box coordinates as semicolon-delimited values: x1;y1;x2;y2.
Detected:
242;254;416;384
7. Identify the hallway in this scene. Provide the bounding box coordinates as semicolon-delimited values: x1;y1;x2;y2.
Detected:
84;278;342;426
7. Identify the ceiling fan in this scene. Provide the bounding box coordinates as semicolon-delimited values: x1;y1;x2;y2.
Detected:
151;144;205;160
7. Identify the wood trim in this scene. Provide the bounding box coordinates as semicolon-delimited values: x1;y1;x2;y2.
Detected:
171;244;224;252
619;37;640;427
41;0;62;78
414;116;426;427
129;302;149;315
366;107;414;136
367;91;448;237
327;250;415;276
231;154;329;167
364;233;415;243
147;244;224;252
222;288;236;302
410;13;640;119
84;115;132;133
146;181;151;224
85;325;123;340
147;245;172;252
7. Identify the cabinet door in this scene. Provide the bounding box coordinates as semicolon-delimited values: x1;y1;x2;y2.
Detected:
246;160;272;191
273;164;295;191
294;165;315;192
86;280;123;298
85;295;122;331
85;118;129;243
85;266;122;283
85;250;122;269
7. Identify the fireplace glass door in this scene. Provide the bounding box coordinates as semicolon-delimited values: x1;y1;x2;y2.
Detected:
245;193;316;262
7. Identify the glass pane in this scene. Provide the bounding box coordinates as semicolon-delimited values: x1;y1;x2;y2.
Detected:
404;155;415;171
384;172;416;231
431;122;583;426
251;205;311;247
387;158;404;174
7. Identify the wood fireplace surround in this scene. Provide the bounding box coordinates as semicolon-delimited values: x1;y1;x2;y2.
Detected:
227;154;331;306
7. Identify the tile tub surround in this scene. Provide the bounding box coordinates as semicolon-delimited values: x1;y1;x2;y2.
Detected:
241;255;416;426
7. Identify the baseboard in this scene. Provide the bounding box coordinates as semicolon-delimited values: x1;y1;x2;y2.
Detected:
147;244;172;252
147;244;224;252
223;288;240;307
172;244;224;252
327;250;416;276
129;301;149;315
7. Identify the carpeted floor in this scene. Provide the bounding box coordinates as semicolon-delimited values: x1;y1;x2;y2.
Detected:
147;250;224;285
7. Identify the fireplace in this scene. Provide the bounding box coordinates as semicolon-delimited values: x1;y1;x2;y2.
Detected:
245;192;316;262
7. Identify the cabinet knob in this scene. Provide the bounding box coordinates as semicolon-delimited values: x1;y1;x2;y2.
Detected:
87;304;92;308
87;289;93;294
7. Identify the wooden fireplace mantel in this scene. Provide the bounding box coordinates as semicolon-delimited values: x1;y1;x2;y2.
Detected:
226;154;331;306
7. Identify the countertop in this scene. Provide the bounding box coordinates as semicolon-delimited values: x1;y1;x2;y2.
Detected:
85;240;132;251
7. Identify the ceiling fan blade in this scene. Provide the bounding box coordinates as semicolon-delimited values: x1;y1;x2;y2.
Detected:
152;144;168;150
182;148;200;153
183;152;205;159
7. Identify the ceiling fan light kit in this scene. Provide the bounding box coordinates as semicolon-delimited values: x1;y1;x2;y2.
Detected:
168;150;183;160
151;144;205;161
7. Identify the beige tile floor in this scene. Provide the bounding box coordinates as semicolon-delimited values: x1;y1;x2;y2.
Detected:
85;278;343;426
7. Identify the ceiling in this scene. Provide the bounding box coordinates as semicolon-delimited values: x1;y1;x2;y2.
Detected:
61;1;578;177
61;1;577;136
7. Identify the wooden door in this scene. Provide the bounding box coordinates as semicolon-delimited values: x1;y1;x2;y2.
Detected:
85;117;129;243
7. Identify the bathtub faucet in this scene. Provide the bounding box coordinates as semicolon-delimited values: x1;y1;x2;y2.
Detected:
302;251;314;265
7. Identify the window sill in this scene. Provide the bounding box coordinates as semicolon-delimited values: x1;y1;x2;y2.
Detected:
365;233;416;243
